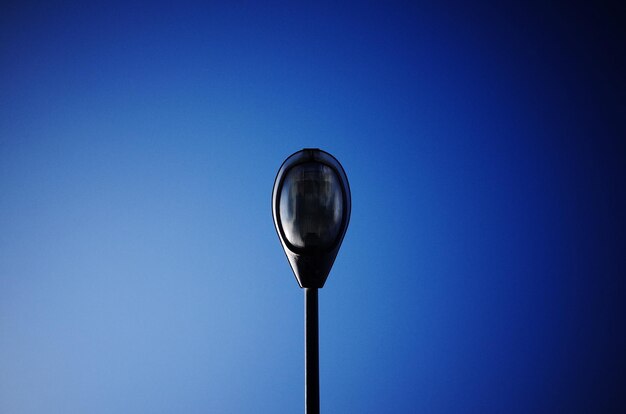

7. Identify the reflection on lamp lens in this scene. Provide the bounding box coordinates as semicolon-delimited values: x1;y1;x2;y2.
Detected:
279;162;343;249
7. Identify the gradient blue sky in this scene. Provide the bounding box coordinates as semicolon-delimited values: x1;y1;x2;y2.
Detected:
1;1;624;413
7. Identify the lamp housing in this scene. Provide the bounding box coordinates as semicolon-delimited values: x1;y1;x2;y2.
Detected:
272;149;351;288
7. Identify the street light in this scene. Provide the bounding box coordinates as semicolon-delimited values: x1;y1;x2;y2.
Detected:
272;148;351;414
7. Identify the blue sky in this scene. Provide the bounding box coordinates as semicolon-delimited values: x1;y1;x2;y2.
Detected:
1;1;624;413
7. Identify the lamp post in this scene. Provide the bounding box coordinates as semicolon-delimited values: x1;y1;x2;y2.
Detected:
272;149;351;414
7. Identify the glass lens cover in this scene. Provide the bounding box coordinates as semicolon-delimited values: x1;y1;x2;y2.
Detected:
279;162;344;249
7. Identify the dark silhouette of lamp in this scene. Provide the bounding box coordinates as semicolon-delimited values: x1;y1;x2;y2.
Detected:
272;148;351;414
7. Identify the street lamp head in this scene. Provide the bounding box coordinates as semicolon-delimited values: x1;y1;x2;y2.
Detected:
273;149;351;288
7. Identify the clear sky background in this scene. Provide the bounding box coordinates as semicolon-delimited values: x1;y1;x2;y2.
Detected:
1;1;624;413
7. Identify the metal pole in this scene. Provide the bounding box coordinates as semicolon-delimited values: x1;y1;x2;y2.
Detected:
305;287;319;414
